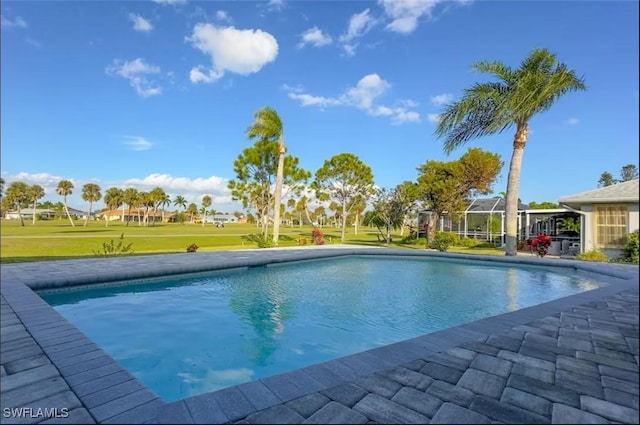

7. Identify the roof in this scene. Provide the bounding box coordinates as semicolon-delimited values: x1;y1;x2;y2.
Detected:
420;197;530;214
558;179;639;204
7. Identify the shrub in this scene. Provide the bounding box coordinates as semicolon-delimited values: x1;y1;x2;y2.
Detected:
619;230;639;264
244;233;275;248
296;237;308;245
455;237;481;248
93;233;134;257
399;234;423;245
576;250;609;262
431;231;458;252
311;228;325;245
186;243;199;253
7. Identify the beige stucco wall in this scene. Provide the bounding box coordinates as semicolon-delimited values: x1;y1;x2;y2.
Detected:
580;202;639;258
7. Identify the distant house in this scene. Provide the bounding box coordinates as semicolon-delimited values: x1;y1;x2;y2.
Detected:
4;209;56;220
203;214;239;224
558;179;639;258
96;208;163;223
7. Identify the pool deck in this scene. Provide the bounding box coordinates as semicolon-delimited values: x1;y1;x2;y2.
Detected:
1;246;638;424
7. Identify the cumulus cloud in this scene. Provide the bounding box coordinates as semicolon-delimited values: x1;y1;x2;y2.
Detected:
339;9;377;56
427;113;440;123
215;10;231;23
129;14;153;32
566;117;579;125
105;58;162;97
297;26;332;49
285;74;420;125
9;172;69;195
430;93;453;106
186;23;278;83
1;14;27;29
123;136;153;151
122;173;229;195
378;0;440;34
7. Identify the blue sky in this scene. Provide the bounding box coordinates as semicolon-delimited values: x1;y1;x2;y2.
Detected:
1;0;638;212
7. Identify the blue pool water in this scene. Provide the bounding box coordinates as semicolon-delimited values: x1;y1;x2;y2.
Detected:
40;255;601;402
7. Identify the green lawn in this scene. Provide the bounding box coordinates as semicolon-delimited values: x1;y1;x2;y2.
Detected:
0;219;505;263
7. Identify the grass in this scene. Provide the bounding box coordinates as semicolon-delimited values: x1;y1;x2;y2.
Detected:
0;219;505;263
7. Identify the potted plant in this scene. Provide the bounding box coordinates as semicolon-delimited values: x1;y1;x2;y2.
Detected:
530;233;552;257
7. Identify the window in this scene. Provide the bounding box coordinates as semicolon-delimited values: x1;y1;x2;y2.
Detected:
595;205;628;247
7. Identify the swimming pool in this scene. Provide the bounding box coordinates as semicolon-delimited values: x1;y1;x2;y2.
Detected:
39;255;602;402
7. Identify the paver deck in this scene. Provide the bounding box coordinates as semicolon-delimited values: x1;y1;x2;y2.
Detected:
1;247;638;424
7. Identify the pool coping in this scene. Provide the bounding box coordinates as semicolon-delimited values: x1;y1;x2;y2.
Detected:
1;246;638;423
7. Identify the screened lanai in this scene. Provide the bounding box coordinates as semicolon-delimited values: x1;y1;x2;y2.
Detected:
417;197;531;245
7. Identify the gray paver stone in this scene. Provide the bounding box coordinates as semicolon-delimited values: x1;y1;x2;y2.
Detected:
601;375;639;396
443;347;477;361
245;404;304;424
603;387;640;411
458;368;506;399
558;335;594;353
486;336;522;352
422;352;471;372
507;374;579;407
555;355;600;379
431;402;491;424
102;398;164;424
153;401;195;424
302;401;369;424
469;396;549;424
401;359;427;372
81;378;147;409
500;387;551;418
40;408;96;424
211;386;258;422
0;364;60;393
460;341;500;356
4;354;51;374
353;393;429;424
594;346;637;363
89;389;158;422
498;350;555;371
576;351;639;372
554;369;604;398
511;363;555;384
377;367;433;390
320;383;369;408
353;374;402;398
580;395;639;424
1;344;43;364
470;354;513;378
524;332;559;347
426;380;475;407
0;376;70;407
420;362;463;385
285;393;331;419
183;393;228;424
518;345;557;363
391;386;443;418
70;371;135;398
236;380;282;412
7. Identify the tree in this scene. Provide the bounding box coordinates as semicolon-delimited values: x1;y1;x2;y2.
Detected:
0;177;5;198
527;201;559;209
228;137;309;238
313;153;374;243
187;202;198;224
246;106;286;245
201;195;212;227
81;183;101;226
122;188;139;226
28;184;45;225
103;187;123;227
598;171;616;188
395;181;419;236
160;193;171;222
148;187;166;227
366;187;406;244
5;181;29;226
56;179;76;227
347;195;367;236
174;195;187;211
620;164;639;182
416;148;503;244
434;48;586;256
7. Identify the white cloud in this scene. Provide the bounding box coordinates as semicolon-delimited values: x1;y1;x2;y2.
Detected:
566;117;580;125
122;174;231;205
105;58;162;97
186;23;278;84
215;10;231;23
427;113;441;123
9;172;69;195
285;74;420;125
378;0;440;34
267;0;285;11
129;14;153;32
297;26;332;49
339;9;377;56
123;136;153;151
1;15;27;29
430;93;453;106
152;0;187;4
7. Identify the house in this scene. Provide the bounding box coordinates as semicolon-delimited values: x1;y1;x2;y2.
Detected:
558;179;639;258
96;208;163;223
4;208;56;220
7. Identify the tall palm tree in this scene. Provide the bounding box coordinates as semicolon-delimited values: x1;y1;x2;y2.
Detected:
187;202;198;224
201;195;212;227
149;187;166;227
56;179;75;227
103;187;123;227
122;187;139;226
247;106;285;245
81;183;101;226
174;195;187;211
160;193;171;222
28;184;45;225
434;48;586;256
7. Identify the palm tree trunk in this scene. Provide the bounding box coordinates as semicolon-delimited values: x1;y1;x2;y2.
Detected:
84;202;92;226
340;201;347;243
272;138;285;246
304;206;313;226
32;200;37;225
17;205;24;227
504;123;528;256
63;197;75;227
354;210;359;235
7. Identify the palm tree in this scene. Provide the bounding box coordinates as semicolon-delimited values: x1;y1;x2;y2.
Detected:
247;106;285;245
28;184;45;225
122;188;139;226
434;48;586;256
5;181;29;226
149;187;166;227
81;183;101;226
187;202;198;224
56;179;75;227
174;195;187;211
103;187;123;227
160;193;171;222
201;195;212;227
